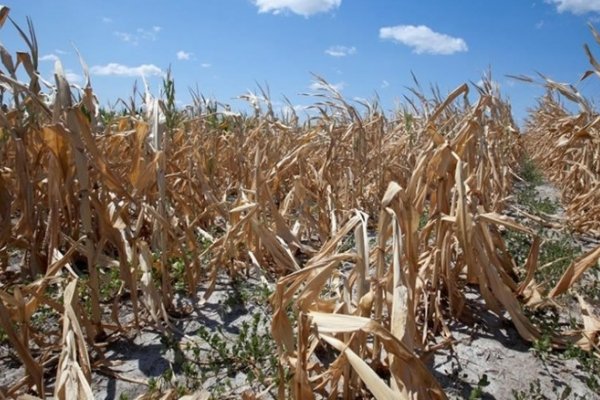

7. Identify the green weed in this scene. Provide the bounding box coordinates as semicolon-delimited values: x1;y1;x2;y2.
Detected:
468;374;490;400
520;157;544;186
536;237;579;288
563;344;600;392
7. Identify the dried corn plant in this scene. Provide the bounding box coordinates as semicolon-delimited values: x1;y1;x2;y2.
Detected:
0;6;598;399
518;27;600;350
269;83;552;399
523;25;600;236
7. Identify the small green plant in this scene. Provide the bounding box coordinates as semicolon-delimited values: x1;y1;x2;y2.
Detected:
418;207;430;230
193;310;277;388
517;185;558;215
339;234;356;253
514;159;559;216
99;267;122;302
527;307;560;361
468;374;490;400
511;379;586;400
138;281;277;397
30;304;59;330
511;379;545;399
503;229;532;270
209;378;232;399
504;216;579;291
0;327;8;345
160;367;174;389
536;237;579;288
563;344;600;392
181;360;200;391
531;333;553;360
77;278;93;317
149;364;188;396
170;258;187;293
520;157;544;186
147;377;158;393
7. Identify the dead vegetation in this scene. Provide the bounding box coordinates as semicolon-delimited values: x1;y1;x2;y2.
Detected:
0;6;598;400
520;24;600;237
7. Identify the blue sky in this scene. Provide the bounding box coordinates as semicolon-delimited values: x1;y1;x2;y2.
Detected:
3;0;600;123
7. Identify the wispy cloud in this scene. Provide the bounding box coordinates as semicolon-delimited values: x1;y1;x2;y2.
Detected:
200;63;212;68
138;26;162;40
546;0;600;14
535;20;545;29
40;54;59;62
65;70;82;83
309;81;346;91
102;17;113;23
325;45;356;57
281;104;313;116
90;63;163;77
379;25;468;55
381;80;390;88
114;26;162;45
114;31;136;44
254;0;341;17
177;50;192;60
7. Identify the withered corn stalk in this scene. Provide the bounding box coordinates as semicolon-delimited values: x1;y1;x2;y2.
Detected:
523;24;600;236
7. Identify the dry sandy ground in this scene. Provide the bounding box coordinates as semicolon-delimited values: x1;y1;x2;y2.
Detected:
431;293;596;399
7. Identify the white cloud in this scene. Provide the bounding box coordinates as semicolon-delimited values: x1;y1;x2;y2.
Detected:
40;54;59;62
293;104;310;112
177;50;192;60
47;69;82;84
309;81;345;91
115;31;137;44
254;0;341;16
137;26;161;41
547;0;600;14
102;17;113;23
381;80;390;88
90;63;163;77
379;25;468;55
65;70;82;83
325;45;356;57
281;104;312;116
535;20;544;29
55;49;68;55
114;26;162;45
201;63;212;68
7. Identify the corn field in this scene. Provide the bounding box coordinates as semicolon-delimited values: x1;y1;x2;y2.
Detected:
524;94;600;235
0;6;599;400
